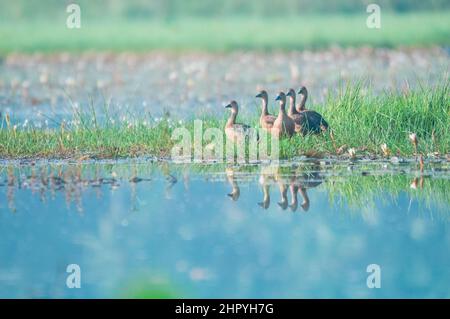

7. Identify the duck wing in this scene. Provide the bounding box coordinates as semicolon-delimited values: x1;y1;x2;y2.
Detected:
233;123;251;131
300;110;328;134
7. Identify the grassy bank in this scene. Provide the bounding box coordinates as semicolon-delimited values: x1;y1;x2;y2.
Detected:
1;12;449;53
0;82;448;160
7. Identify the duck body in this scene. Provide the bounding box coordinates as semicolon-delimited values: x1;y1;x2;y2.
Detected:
295;86;329;135
224;101;252;143
272;112;295;138
260;114;276;131
298;110;329;135
225;123;251;143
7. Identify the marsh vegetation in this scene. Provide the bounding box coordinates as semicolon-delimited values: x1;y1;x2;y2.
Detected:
1;81;448;160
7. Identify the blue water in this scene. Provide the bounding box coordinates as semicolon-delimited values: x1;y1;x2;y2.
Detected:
0;163;449;298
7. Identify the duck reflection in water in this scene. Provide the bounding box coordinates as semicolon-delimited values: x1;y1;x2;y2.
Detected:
226;168;240;201
225;164;324;211
258;164;324;211
289;166;323;212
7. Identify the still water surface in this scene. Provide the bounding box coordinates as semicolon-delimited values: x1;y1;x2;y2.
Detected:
0;160;449;298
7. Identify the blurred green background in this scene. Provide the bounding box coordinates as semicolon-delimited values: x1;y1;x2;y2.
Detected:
0;0;449;52
2;0;450;20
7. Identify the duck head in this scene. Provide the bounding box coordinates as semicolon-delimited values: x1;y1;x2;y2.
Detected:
275;92;286;103
286;88;296;98
225;100;239;114
297;86;308;96
286;88;296;104
255;90;268;100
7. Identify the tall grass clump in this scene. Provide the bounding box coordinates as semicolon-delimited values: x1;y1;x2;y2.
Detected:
324;81;449;155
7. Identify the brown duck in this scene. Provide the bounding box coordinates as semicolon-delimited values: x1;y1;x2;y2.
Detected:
224;101;252;143
255;90;276;132
296;86;329;135
286;88;305;134
272;92;295;138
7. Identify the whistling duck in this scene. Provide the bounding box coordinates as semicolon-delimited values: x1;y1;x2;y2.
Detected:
296;86;329;135
255;90;276;132
224;101;252;143
272;92;295;138
286;88;306;134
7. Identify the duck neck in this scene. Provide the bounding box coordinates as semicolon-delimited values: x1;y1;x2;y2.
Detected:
298;92;307;111
263;184;270;201
279;184;288;202
278;101;287;117
261;98;269;116
299;187;310;211
290;185;298;205
227;111;237;127
288;95;297;115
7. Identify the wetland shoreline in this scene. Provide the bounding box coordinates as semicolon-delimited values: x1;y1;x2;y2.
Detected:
1;82;448;161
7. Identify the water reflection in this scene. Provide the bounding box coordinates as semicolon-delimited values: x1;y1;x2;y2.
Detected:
227;164;324;211
0;160;448;215
0;160;449;298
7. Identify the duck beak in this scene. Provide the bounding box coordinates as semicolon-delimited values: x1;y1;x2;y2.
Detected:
255;93;262;98
275;95;281;101
225;104;231;108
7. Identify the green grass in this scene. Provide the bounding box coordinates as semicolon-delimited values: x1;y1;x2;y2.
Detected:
0;81;449;160
0;12;449;53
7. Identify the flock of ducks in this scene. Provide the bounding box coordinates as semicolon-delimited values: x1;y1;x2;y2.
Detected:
225;86;329;141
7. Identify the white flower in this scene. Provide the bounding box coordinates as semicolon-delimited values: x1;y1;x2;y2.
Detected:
348;148;356;158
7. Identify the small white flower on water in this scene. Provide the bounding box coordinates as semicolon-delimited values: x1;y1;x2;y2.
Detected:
348;148;356;158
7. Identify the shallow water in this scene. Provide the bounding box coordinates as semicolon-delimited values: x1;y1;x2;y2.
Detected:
0;160;449;298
